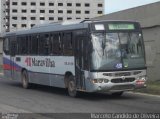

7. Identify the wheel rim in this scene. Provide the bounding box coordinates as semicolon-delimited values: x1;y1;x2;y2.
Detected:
23;75;27;86
69;81;75;92
22;72;28;88
68;80;76;96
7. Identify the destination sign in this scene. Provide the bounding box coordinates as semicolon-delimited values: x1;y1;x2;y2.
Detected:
108;24;135;30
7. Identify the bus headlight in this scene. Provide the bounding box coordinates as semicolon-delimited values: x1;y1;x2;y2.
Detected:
98;79;103;83
92;79;109;83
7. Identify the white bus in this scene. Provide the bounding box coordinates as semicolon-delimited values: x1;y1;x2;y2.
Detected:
3;20;147;97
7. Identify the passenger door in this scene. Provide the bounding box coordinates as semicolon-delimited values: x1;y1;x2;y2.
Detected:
74;32;88;90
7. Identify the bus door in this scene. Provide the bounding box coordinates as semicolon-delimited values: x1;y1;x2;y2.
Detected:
10;38;17;80
75;35;86;90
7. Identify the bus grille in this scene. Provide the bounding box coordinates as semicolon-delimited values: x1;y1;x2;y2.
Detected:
103;71;142;77
111;84;135;90
111;78;135;83
115;72;131;76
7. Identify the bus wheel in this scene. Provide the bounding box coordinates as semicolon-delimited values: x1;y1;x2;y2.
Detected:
111;91;123;97
21;70;30;89
68;75;77;97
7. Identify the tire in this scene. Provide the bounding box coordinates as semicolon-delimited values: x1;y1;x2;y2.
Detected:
67;75;78;97
111;91;124;97
21;70;30;89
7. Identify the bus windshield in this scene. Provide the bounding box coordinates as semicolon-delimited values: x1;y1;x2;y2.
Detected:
91;32;145;71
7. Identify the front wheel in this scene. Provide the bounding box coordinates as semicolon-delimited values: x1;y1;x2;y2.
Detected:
68;75;78;97
21;70;30;89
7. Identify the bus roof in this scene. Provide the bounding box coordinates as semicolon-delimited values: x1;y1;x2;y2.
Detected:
5;20;139;37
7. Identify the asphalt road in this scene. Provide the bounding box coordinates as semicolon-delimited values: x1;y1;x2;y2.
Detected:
0;76;160;118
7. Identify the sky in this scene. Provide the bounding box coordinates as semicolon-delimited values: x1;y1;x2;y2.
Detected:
105;0;160;14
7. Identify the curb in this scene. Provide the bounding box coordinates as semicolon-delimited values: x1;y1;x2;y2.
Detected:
130;91;160;98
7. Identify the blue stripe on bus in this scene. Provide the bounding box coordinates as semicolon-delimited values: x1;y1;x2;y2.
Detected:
3;57;22;71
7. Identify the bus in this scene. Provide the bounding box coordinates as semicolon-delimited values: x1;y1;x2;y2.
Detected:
3;20;147;97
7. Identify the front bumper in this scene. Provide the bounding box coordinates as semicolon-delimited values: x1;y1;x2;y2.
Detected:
83;70;147;93
86;81;146;93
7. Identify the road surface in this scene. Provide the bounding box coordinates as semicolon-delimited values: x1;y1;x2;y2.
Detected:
0;76;160;118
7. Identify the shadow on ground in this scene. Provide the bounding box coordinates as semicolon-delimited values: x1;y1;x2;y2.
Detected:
1;78;140;101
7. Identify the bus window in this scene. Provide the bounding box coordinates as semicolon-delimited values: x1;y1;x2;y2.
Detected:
39;34;49;55
20;37;28;55
44;34;50;55
10;37;17;56
50;33;62;55
82;36;89;70
50;34;54;55
63;33;73;56
17;37;20;55
31;35;39;55
3;38;10;55
28;36;32;54
17;36;28;55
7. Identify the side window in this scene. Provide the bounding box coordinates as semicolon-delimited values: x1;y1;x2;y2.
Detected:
63;33;73;56
3;38;10;55
10;37;17;56
28;36;32;54
38;35;44;55
22;37;28;54
44;34;50;55
82;36;89;69
39;34;50;55
50;33;62;55
31;35;39;55
17;37;21;55
17;36;28;55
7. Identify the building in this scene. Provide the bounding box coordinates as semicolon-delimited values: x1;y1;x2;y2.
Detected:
0;0;6;65
94;2;160;81
0;0;6;33
0;34;3;65
6;0;104;32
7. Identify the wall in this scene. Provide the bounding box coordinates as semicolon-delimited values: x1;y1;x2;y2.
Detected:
143;26;160;81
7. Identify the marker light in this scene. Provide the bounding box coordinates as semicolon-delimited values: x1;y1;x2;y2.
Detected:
136;80;145;85
136;75;147;85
